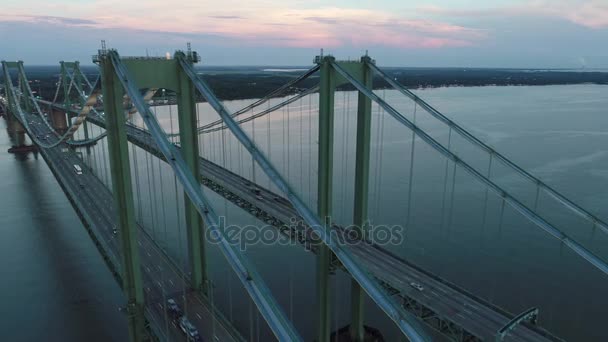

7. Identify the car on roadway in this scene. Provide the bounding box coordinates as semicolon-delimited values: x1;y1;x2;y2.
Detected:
179;316;201;341
166;298;182;320
410;282;424;291
256;195;263;201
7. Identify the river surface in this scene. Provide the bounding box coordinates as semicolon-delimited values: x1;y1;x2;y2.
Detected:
2;84;607;341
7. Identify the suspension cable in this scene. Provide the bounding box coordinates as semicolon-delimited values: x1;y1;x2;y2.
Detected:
178;54;430;341
110;51;302;341
194;65;320;133
368;62;608;236
332;61;608;277
197;85;319;135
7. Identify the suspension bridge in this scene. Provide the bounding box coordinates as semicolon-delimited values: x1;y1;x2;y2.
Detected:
1;46;606;342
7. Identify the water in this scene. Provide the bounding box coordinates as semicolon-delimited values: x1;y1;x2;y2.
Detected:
0;125;128;340
3;84;608;341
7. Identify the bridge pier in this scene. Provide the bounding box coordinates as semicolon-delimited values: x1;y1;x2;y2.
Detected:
331;324;385;341
11;118;26;146
5;109;36;153
51;108;68;134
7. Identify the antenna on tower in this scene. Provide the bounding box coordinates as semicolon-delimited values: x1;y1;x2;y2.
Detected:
320;48;324;57
187;42;192;55
101;40;107;53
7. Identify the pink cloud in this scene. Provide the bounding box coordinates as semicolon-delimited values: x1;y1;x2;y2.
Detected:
0;4;487;50
562;1;608;28
419;1;608;29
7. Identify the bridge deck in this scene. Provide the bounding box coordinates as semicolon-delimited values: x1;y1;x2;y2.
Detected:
40;99;562;341
22;112;243;342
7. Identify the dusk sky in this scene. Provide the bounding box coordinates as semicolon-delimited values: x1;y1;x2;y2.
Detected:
1;0;607;67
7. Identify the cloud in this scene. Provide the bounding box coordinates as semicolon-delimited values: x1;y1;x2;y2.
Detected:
209;15;244;20
0;3;486;50
419;0;608;29
0;14;98;26
304;17;339;25
560;1;608;28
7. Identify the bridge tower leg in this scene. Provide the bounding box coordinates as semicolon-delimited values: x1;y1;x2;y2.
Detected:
18;62;33;113
99;54;147;342
176;52;208;294
2;61;27;147
349;55;373;341
317;55;336;342
61;61;70;110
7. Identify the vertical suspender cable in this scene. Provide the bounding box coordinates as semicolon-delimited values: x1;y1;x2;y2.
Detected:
251;106;257;183
375;90;386;221
405;102;416;231
266;99;271;189
440;127;453;233
287;99;291;183
300;96;304;195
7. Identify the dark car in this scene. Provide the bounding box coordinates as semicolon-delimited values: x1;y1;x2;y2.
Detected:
167;298;182;320
179;316;201;341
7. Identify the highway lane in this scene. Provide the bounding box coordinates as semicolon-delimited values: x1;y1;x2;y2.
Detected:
22;114;244;342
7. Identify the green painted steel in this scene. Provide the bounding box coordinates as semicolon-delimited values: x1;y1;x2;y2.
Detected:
315;56;371;341
176;51;208;293
315;55;373;342
2;62;18;119
60;62;70;111
118;54;209;294
99;54;148;342
316;55;336;342
350;55;374;341
18;62;33;113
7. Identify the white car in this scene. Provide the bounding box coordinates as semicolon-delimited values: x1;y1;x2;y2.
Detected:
410;282;424;291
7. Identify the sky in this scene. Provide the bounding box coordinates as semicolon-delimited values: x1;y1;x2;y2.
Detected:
0;0;607;67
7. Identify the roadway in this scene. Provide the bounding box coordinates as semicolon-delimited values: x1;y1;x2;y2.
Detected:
18;111;244;342
85;111;561;342
41;99;562;341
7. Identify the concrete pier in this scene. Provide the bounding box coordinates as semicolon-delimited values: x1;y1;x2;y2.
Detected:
51;109;68;134
6;111;36;153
